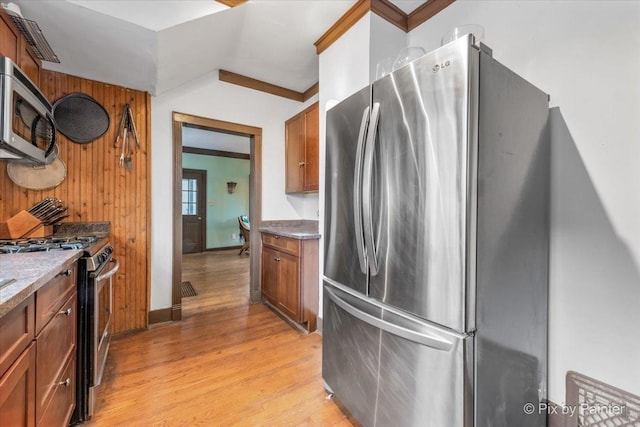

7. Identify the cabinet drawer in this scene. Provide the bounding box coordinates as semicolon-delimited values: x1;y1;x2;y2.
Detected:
0;294;35;378
36;293;76;421
262;233;300;256
37;353;75;427
35;265;76;334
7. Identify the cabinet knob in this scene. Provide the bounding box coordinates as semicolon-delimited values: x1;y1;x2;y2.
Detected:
299;162;306;167
60;307;72;316
59;378;71;387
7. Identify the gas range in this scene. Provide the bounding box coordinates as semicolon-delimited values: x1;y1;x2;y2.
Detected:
0;221;115;423
0;236;102;254
0;221;110;256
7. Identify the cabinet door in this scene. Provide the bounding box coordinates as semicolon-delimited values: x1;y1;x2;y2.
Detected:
285;113;305;193
277;252;301;322
261;247;279;305
19;46;40;86
0;342;36;427
303;102;319;192
0;14;19;62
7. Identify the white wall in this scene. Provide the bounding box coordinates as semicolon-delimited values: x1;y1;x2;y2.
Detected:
369;13;407;82
409;0;640;403
151;71;318;309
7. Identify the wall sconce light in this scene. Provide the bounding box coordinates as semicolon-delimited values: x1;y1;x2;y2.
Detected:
227;182;237;194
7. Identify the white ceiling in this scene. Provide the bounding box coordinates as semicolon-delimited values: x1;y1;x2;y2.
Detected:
11;0;356;95
182;126;250;154
66;1;229;31
389;0;428;14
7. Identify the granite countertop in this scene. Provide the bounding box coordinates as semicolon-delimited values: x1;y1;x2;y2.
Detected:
259;220;321;240
0;250;82;318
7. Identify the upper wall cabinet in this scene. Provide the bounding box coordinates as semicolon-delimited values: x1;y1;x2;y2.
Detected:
0;10;41;86
285;102;319;194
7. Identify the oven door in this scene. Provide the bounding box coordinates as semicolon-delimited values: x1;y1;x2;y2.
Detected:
88;256;118;414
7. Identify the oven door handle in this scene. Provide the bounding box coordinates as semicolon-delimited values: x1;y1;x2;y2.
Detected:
96;258;119;281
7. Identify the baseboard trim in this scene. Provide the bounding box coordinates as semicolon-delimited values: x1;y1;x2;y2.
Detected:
148;307;172;324
205;245;242;252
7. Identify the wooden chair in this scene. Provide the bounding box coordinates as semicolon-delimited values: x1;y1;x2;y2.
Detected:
238;216;250;255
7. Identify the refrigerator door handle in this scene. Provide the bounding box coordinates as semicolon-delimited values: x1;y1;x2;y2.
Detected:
353;106;370;274
362;102;380;275
326;287;454;351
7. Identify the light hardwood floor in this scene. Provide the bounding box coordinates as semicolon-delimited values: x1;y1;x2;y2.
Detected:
87;250;350;426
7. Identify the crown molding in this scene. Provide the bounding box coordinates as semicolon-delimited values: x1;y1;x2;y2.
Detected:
315;0;371;55
407;0;456;31
315;0;455;54
370;0;407;31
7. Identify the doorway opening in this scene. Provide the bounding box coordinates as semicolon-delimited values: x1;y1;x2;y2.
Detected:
172;112;263;321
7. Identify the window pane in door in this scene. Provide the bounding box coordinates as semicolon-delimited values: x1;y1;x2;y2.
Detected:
182;178;197;216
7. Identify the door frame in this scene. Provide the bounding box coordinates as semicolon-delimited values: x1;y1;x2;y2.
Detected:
172;111;263;321
181;168;207;254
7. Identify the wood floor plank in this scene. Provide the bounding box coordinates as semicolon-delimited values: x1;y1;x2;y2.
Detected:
87;250;348;426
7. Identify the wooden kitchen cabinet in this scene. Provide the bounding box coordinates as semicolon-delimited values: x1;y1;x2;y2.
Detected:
0;9;41;86
261;232;318;332
0;263;77;427
0;10;19;63
276;252;300;320
285;102;319;193
0;342;36;427
261;246;279;305
36;292;76;425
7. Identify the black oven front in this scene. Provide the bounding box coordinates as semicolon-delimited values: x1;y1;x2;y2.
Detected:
71;241;118;424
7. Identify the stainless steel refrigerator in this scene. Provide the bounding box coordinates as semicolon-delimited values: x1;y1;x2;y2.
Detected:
323;35;549;427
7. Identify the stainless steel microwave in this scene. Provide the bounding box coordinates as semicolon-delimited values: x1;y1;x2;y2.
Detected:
0;56;56;163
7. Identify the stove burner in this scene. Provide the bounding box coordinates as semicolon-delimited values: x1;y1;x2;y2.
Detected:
0;245;20;254
0;235;101;253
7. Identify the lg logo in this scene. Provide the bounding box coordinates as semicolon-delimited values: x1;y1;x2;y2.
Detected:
432;60;451;73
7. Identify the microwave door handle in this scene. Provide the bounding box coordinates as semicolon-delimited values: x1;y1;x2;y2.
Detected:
362;102;380;276
29;114;57;159
44;113;56;158
353;106;370;274
29;114;40;147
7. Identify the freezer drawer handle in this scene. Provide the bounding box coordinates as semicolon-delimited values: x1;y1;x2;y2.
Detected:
353;106;370;275
326;287;454;351
362;102;380;275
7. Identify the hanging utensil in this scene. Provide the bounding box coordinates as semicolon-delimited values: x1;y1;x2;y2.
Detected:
126;104;140;149
114;103;140;170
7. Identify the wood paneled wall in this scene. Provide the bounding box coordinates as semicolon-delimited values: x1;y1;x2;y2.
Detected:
1;11;150;333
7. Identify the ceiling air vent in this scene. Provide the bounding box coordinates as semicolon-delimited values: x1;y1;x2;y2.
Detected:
2;2;60;63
